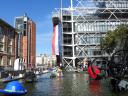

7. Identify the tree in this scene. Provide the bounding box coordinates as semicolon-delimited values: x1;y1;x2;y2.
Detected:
101;24;128;54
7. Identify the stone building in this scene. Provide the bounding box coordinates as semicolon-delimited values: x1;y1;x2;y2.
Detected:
0;19;17;70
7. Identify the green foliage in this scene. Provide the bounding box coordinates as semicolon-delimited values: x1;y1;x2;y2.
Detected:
101;24;128;54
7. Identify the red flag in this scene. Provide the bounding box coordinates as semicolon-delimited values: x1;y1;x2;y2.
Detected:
87;65;101;79
52;25;59;55
52;25;56;55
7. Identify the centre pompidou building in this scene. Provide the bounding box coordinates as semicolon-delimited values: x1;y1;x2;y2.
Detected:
52;0;128;69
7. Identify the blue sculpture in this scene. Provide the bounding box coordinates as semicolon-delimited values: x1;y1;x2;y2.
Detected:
0;81;27;96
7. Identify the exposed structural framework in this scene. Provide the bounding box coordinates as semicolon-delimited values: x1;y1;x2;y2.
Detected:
52;0;128;68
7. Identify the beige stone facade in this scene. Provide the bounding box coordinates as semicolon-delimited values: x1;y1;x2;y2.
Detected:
0;19;17;68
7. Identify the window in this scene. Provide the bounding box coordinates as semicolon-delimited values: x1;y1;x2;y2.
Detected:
7;46;12;54
7;57;11;66
17;24;23;30
63;47;72;57
63;34;72;44
8;39;12;45
0;36;4;43
63;22;72;32
7;38;12;53
0;26;2;32
0;56;3;66
24;23;26;29
63;16;71;21
0;26;4;43
23;30;27;36
0;44;4;52
93;50;101;55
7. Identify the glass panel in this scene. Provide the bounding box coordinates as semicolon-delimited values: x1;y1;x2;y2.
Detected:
0;56;3;66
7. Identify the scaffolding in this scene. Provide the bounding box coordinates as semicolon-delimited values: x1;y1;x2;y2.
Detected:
52;0;128;69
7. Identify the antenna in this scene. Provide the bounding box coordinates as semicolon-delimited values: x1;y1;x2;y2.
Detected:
24;13;27;17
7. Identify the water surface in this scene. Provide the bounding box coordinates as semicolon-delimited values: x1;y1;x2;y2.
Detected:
0;72;128;96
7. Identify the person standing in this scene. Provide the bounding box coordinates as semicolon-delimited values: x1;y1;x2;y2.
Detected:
82;58;89;71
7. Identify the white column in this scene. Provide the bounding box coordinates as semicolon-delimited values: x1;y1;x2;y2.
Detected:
71;0;75;67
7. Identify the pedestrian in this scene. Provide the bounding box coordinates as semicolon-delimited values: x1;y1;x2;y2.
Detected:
82;58;89;71
7;73;12;80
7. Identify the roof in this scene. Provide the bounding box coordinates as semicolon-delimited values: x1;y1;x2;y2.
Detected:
0;18;15;30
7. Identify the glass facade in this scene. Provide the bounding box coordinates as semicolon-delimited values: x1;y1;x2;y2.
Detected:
75;21;127;32
53;0;128;67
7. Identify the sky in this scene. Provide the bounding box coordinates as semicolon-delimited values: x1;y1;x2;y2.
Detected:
0;0;70;56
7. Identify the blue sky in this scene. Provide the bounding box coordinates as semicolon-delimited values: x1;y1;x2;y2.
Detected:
0;0;70;56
